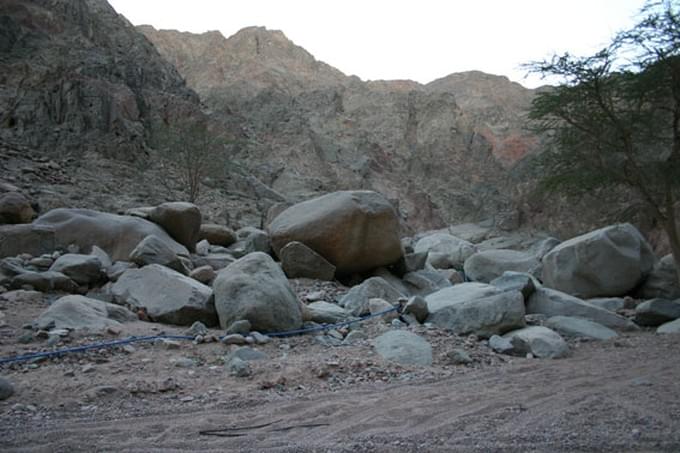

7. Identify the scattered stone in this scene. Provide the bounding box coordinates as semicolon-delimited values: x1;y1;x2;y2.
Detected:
343;330;367;345
657;318;680;334
503;326;569;359
112;264;216;326
172;358;196;368
634;299;680;326
403;296;429;323
545;316;618;340
225;320;252;336
426;284;525;337
90;246;113;270
29;256;54;269
230;226;272;257
49;253;103;285
464;249;540;283
413;232;477;269
542;223;656;298
527;287;638;331
391;318;406;328
250;331;271;344
402;251;428;272
162;340;181;350
185;321;209;337
0;192;35;224
490;271;537;299
374;330;433;366
198;224;237;247
189;265;216;284
195;239;210;256
402;270;452;296
225;346;268;362
637;254;680;300
82;364;96;373
226;356;251;377
213;252;302;332
0;377;15;400
268;191;403;275
221;334;247;345
448;348;473;365
339;277;405;316
587;297;626;312
279;241;336;281
129;235;190;275
306;302;352;324
11;271;78;293
368;298;398;321
106;261;136;282
35;295;136;331
488;335;514;354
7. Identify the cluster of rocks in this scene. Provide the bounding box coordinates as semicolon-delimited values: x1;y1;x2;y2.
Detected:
2;189;680;398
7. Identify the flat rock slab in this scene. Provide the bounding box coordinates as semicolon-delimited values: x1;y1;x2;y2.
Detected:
374;330;433;366
527;287;638;331
35;295;136;331
545;316;618;340
464;249;539;283
112;264;216;326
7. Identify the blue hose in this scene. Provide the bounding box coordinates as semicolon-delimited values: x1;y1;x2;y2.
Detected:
0;306;400;365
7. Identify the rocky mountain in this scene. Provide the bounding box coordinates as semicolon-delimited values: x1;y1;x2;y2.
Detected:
140;26;540;233
0;0;199;160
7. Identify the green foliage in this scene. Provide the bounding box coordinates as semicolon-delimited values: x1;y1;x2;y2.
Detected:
525;0;680;221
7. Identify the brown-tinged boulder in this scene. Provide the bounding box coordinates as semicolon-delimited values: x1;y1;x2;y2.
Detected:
280;241;336;280
0;192;36;224
148;202;202;253
268;191;402;275
33;208;189;262
198;224;237;247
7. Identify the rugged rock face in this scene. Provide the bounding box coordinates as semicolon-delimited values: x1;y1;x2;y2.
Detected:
0;0;199;160
139;26;539;232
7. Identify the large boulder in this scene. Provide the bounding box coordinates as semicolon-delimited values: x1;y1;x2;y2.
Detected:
11;271;78;293
425;286;525;337
541;223;656;298
425;282;500;314
198;224;236;247
634;299;680;326
0;192;35;224
545;316;618;340
338;277;405;316
414;233;477;269
464;249;540;283
0;224;55;259
279;241;336;281
35;295;136;331
374;330;433;366
527;287;638;331
49;254;103;285
657;318;680;334
148;202;202;253
268;191;402;275
129;235;190;275
229;227;271;258
34;209;189;262
213;252;302;332
503;326;569;359
112;264;216;326
637;255;680;300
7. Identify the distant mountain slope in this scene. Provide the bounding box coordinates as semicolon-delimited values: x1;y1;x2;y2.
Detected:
0;0;200;160
140;25;540;231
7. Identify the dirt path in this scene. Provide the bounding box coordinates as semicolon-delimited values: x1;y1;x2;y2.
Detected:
2;333;679;452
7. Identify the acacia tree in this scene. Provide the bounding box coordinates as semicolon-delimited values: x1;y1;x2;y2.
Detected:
526;0;680;283
154;117;229;203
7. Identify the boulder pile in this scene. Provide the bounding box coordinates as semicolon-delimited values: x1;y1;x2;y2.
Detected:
1;190;679;404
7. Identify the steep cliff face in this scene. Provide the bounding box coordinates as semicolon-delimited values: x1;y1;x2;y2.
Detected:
0;0;199;160
141;26;539;232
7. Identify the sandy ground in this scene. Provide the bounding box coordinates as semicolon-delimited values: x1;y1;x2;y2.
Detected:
1;288;679;452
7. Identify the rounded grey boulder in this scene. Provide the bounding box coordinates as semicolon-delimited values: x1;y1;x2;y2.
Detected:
213;252;302;332
374;330;433;366
541;223;656;298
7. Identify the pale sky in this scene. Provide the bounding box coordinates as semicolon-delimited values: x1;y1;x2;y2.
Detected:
108;0;646;88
